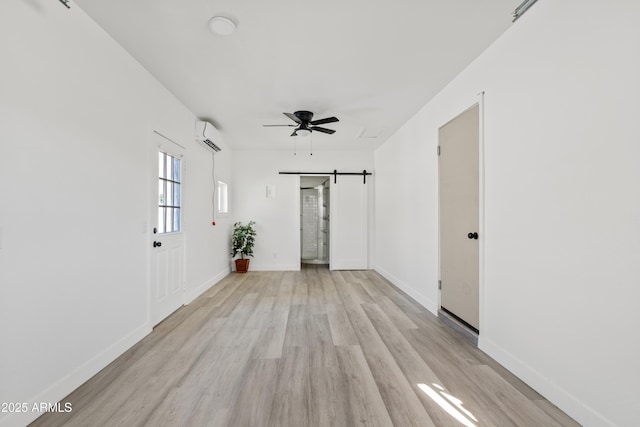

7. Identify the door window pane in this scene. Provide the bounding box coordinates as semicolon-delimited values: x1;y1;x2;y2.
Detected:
158;152;181;233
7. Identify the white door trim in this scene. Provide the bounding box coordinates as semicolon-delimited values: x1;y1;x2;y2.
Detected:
149;132;186;326
477;91;486;338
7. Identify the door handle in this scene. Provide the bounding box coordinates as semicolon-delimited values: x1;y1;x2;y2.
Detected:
467;232;478;240
153;241;162;248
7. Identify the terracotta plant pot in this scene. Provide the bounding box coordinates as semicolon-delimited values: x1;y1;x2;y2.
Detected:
235;259;250;273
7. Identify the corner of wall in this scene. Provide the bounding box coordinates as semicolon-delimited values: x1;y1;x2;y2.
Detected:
185;267;231;304
374;266;438;314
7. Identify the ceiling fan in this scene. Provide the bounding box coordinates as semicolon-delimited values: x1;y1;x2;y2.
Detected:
263;110;339;137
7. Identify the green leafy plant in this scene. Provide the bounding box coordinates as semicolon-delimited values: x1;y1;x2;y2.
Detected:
231;221;256;259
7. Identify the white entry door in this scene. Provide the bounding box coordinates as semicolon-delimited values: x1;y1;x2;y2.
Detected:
150;136;185;326
439;104;480;331
330;175;369;270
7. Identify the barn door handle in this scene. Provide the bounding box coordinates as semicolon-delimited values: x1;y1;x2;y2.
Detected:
153;241;162;248
467;232;478;240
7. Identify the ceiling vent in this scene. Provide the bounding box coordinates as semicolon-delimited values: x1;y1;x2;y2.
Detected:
195;121;222;152
513;0;538;21
357;127;384;139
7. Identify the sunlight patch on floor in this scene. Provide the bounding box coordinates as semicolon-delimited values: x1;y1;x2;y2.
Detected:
418;383;478;427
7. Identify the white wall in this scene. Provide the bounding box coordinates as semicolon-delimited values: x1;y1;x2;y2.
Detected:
232;149;374;270
184;142;234;302
0;2;231;426
374;1;640;426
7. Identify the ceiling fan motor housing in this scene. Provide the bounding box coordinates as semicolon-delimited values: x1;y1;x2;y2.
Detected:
294;110;314;123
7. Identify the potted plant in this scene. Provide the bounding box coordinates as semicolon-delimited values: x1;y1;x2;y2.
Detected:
231;220;256;273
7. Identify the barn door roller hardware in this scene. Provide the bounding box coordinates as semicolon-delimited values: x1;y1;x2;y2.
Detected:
279;170;372;184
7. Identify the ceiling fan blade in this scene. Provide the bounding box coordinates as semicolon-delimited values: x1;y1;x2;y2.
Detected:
263;124;296;127
310;126;336;134
291;130;298;137
310;116;339;126
283;112;301;124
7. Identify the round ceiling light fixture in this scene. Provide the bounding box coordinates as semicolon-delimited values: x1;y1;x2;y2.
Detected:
208;16;236;36
296;129;311;137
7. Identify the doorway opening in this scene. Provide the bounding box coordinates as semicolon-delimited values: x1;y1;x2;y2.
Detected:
300;176;330;265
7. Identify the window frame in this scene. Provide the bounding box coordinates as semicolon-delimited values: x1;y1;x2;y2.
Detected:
216;180;229;217
157;151;182;234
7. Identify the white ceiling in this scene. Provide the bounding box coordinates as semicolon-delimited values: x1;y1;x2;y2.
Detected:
74;0;519;151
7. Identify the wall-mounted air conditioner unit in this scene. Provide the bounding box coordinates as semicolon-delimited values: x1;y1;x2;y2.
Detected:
195;121;222;152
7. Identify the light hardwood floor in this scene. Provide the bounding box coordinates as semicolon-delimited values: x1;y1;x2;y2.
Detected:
31;266;580;426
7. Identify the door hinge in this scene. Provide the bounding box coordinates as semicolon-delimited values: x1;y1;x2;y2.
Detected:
437;146;441;156
438;280;442;290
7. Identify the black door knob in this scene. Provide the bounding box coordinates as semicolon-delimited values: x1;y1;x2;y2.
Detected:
467;232;478;240
153;241;162;248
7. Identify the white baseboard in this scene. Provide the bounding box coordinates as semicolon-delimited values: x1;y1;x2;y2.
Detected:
373;266;438;314
185;267;230;304
0;323;151;427
479;337;616;427
244;263;300;271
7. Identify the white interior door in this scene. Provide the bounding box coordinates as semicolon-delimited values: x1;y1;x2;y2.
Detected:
330;175;368;270
439;104;480;331
150;135;185;326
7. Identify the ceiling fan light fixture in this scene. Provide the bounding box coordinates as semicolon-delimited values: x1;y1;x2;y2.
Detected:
208;16;236;36
296;128;311;137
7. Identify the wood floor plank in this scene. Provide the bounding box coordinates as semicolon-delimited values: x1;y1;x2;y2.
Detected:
364;270;426;313
282;304;310;348
401;326;549;427
335;345;393;427
213;292;261;344
208;279;254;318
305;265;326;310
251;307;289;359
273;270;295;309
361;302;461;426
201;274;235;299
256;271;281;299
58;346;185;426
226;358;280;427
317;266;342;304
184;393;230;427
376;295;419;330
142;385;203;427
290;271;309;305
309;343;350;427
339;271;375;304
179;333;261;408
308;313;334;349
326;303;359;346
466;364;566;427
243;296;275;330
345;303;437;426
268;346;311;427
